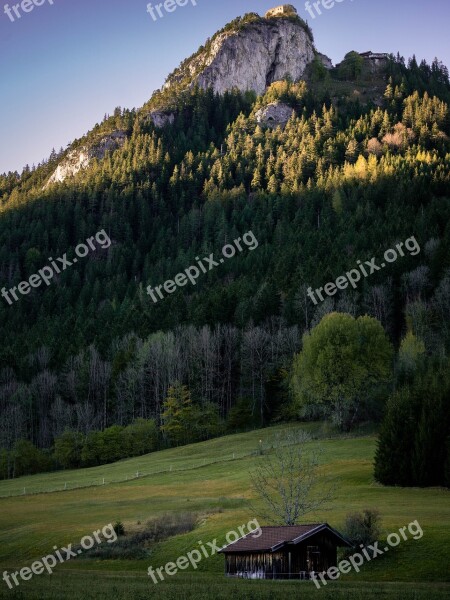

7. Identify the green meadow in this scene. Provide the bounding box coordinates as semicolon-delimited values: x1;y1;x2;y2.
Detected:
0;424;449;599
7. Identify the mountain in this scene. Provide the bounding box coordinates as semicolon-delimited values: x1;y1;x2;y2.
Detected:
0;8;449;478
162;10;317;96
44;8;322;187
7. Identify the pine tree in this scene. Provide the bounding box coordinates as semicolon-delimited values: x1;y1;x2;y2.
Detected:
160;383;194;446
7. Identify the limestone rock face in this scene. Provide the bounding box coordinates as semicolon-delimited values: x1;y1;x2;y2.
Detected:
147;111;175;128
44;131;127;188
317;52;333;70
255;102;294;128
363;56;389;74
165;18;316;96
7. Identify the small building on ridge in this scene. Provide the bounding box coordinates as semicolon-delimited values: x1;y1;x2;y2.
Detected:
265;5;298;19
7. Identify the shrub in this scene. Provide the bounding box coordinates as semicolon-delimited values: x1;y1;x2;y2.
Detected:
113;521;125;537
12;440;53;477
344;509;382;547
121;418;158;457
146;512;198;541
54;431;84;469
337;51;364;80
77;512;198;560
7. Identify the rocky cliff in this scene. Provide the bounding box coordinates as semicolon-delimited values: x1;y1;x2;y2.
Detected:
44;131;127;188
163;14;317;96
45;11;322;187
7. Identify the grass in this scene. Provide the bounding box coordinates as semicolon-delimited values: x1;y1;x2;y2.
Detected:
2;573;449;600
0;422;336;497
0;423;448;599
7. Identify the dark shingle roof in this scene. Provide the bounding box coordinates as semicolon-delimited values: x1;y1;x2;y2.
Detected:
219;524;324;553
219;523;351;553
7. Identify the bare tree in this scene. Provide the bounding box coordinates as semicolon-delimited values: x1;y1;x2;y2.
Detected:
50;396;74;438
218;324;240;417
432;269;450;343
336;290;360;317
74;402;100;435
27;346;51;371
364;280;393;332
241;326;272;426
31;370;57;447
250;429;335;526
311;297;334;328
402;266;430;302
295;284;313;331
88;346;111;429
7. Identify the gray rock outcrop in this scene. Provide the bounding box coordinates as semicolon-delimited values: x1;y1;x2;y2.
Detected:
317;52;333;70
165;17;316;96
255;102;294;128
147;111;175;128
44;131;127;187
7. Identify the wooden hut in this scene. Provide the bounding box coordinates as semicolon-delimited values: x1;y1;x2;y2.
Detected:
219;523;351;579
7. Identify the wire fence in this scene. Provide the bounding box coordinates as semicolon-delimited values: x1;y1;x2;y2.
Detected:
0;450;255;498
0;429;372;498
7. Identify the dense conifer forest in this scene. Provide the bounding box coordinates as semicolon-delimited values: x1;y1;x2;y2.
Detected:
0;51;449;485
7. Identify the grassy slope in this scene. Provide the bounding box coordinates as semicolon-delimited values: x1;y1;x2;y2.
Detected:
0;423;449;599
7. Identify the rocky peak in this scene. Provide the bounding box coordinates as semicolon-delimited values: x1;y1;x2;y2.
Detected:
44;11;330;187
163;12;317;96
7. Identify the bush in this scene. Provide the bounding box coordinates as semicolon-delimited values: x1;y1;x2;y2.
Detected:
310;56;328;82
146;512;198;541
226;398;254;432
77;513;198;560
337;51;364;80
113;521;125;537
12;440;53;477
54;431;84;469
0;449;10;480
344;509;382;547
121;419;158;457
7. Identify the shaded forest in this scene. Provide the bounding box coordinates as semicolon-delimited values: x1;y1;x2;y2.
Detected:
0;54;449;484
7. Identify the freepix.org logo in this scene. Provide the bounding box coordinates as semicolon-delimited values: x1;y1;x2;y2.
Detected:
307;236;421;305
311;520;424;588
147;0;197;22
1;230;111;306
148;519;262;583
146;231;259;304
304;0;354;20
2;523;117;589
3;0;54;23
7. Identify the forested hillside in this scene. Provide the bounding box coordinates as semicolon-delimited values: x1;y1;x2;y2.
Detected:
0;51;449;480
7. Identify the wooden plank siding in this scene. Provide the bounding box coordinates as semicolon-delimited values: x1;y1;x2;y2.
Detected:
225;531;339;579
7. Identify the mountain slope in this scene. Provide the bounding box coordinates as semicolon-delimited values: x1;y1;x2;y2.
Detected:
42;11;318;187
0;11;449;463
163;12;316;95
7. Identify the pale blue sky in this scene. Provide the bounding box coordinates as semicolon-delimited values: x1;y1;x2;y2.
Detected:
0;0;449;173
